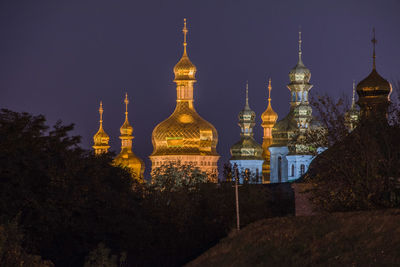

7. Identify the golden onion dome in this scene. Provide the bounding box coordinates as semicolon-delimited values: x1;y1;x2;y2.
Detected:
114;150;144;178
120;119;133;136
173;51;197;81
151;102;218;156
93;126;109;146
261;79;278;127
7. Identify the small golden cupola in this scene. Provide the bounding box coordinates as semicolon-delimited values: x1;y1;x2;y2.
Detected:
356;28;391;120
93;101;110;155
114;93;145;181
261;79;278;182
150;19;219;181
173;18;197;82
261;79;278;130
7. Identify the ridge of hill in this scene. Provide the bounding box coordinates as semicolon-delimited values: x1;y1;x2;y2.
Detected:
187;209;400;267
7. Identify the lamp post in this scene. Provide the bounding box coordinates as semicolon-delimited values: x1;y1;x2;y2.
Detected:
233;163;240;231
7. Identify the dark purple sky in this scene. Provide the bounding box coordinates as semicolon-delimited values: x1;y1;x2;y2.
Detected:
1;0;399;178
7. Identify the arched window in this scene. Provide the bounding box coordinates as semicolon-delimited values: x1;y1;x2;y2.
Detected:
300;164;305;176
278;156;282;182
291;164;295;177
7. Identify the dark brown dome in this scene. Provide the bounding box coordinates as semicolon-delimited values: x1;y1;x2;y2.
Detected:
356;69;391;98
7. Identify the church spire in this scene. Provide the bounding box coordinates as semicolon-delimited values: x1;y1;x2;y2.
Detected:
245;81;249;108
99;101;104;128
183;18;188;55
372;27;377;70
352;80;356;107
238;81;256;137
124;92;129;121
120;93;133;138
298;27;303;63
92;101;110;155
268;78;272;104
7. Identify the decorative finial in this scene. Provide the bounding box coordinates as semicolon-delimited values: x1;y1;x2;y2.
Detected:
298;26;302;62
124;93;129;120
268;78;272;102
245;81;249;107
371;27;377;70
352;80;356;107
183;18;188;54
98;101;104;129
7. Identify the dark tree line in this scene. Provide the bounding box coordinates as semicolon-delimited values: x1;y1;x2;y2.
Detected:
0;109;293;266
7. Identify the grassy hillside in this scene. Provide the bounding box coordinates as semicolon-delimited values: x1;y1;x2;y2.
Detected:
188;209;400;267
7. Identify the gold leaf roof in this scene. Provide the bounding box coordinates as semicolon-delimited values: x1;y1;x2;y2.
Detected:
151;101;218;156
261;79;278;127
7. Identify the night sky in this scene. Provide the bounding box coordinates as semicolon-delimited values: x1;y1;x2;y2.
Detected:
1;0;399;178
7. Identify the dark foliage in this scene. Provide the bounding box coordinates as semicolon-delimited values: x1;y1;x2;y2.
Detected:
0;109;294;266
0;109;142;266
304;82;400;212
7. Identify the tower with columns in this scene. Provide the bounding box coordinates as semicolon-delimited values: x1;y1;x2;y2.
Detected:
269;30;324;183
113;93;145;181
230;82;264;184
345;81;360;131
92;101;110;155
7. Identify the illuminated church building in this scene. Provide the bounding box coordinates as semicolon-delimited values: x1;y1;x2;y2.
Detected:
269;31;325;183
345;81;360;131
150;19;219;181
92;94;145;181
92;22;387;184
229;82;264;184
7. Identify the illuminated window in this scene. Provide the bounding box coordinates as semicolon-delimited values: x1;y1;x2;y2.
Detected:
278;156;282;182
166;136;183;147
300;164;305;176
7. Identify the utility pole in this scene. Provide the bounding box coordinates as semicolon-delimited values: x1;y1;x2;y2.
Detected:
234;163;240;231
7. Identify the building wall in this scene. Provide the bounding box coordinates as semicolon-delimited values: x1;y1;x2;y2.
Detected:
286;155;313;181
269;146;289;183
150;154;219;182
229;159;264;184
270;146;326;183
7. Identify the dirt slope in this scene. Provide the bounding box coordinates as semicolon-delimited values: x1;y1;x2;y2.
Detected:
188;209;400;267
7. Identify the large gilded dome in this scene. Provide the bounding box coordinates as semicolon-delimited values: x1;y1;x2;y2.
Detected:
151;102;218;156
